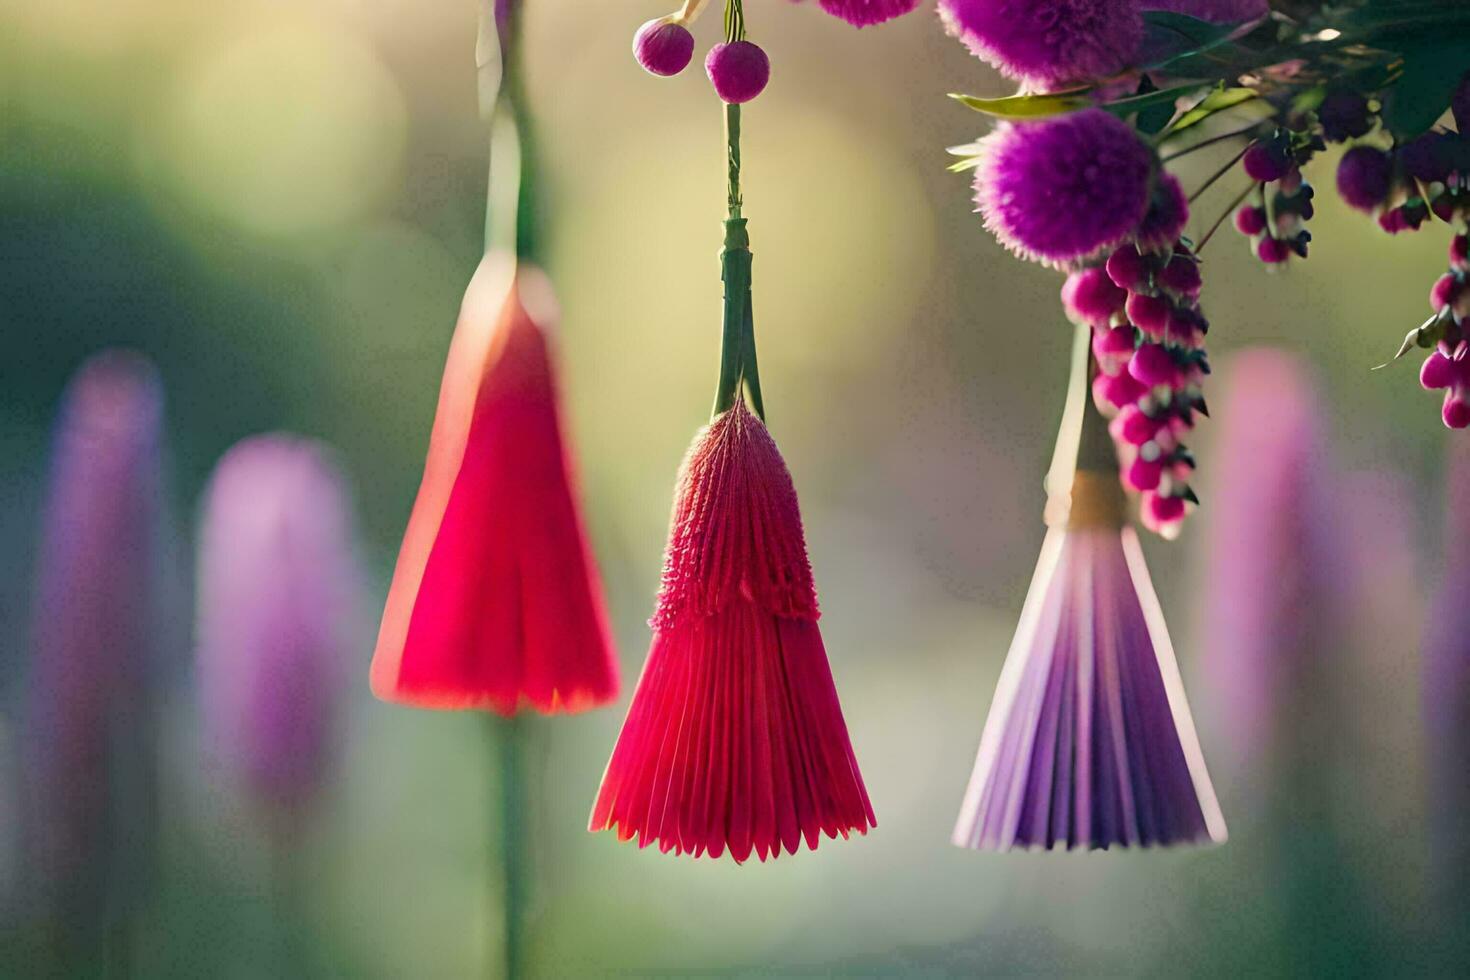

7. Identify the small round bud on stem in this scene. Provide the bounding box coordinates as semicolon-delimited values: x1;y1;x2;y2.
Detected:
706;40;770;104
634;17;696;77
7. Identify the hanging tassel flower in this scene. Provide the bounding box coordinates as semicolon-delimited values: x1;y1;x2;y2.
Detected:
370;253;619;715
589;400;875;860
952;326;1226;851
26;351;172;949
596;0;873;862
197;435;364;814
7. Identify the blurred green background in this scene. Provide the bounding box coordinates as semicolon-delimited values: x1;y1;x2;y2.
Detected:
0;1;1460;976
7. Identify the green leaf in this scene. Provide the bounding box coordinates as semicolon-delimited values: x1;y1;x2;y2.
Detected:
1379;35;1470;139
1098;83;1209;125
948;90;1093;119
1164;86;1259;136
1137;11;1242;69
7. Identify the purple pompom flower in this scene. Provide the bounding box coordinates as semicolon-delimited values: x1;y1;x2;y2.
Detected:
26;351;173;935
1138;0;1267;24
633;18;696;77
197;435;364;815
814;0;921;28
1336;145;1394;212
1317;89;1374;143
938;0;1143;90
706;40;770;104
973;109;1156;266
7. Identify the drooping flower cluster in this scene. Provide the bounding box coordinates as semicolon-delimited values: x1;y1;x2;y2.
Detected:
1065;198;1211;538
1419;234;1470;428
1233;128;1322;266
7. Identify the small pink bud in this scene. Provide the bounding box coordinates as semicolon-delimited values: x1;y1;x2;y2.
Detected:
1451;235;1469;272
706;40;770;104
1125;292;1171;337
1127;455;1164;492
1105;245;1148;291
1129;343;1177;388
1145;491;1187;524
1445;392;1470;429
1256;236;1291;264
1431;273;1459;313
1093;369;1147;411
633;18;695;77
1423;351;1455;391
1116;405;1163;445
1092;324;1136;374
1233;206;1266;236
1062;267;1127;327
1243;140;1290;182
1158;255;1202;298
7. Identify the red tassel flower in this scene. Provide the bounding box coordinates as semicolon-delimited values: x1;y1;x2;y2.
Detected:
370;253;619;715
589;399;875;862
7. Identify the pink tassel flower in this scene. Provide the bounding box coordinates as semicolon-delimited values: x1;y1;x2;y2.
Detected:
370;253;619;715
197;435;364;812
589;400;875;862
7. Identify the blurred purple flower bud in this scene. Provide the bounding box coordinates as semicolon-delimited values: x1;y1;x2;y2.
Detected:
197;435;364;813
1317;89;1374;143
26;350;171;926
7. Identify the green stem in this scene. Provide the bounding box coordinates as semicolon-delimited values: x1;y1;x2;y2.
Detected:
495;716;528;980
479;0;542;264
711;101;764;420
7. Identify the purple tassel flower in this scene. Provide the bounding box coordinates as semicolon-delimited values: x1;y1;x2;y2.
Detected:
197;435;363;814
953;327;1225;850
25;351;169;927
973;109;1155;266
938;0;1143;90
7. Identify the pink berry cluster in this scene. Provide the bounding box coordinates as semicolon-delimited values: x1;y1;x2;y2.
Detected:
1063;211;1210;539
1419;234;1470;428
1232;128;1323;266
633;4;770;104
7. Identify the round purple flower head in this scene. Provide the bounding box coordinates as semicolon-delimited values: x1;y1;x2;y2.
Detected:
1138;1;1267;24
938;0;1143;90
815;0;922;28
1336;145;1393;212
706;40;770;104
634;18;696;77
974;108;1155;265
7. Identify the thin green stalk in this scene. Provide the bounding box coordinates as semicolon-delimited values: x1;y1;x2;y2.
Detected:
494;716;528;980
711;100;763;420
